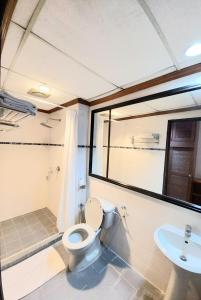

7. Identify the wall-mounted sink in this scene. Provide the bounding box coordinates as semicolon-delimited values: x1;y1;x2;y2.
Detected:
154;224;201;274
154;224;201;300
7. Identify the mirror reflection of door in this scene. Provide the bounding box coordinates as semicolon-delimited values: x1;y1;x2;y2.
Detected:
163;119;201;205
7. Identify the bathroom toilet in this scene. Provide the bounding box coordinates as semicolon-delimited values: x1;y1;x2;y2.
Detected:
62;197;115;272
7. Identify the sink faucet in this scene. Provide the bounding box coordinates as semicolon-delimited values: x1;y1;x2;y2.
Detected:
185;224;192;239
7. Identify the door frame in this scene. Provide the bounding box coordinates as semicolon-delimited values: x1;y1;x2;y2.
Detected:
163;117;201;197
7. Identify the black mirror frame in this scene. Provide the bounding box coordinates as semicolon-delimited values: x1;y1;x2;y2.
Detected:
89;83;201;214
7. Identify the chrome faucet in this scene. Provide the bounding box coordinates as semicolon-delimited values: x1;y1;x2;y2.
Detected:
185;224;192;239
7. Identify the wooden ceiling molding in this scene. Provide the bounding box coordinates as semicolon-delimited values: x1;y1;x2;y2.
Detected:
89;63;201;107
1;0;18;54
38;98;90;114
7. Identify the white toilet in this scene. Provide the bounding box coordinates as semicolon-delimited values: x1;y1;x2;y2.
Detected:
62;197;115;272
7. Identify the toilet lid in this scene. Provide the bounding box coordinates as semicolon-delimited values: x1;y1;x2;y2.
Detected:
85;198;103;231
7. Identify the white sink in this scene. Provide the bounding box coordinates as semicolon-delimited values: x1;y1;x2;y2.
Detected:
154;224;201;274
154;224;201;300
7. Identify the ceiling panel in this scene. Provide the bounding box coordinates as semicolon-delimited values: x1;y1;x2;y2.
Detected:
147;93;195;111
1;22;24;69
4;71;75;107
32;0;173;87
3;89;59;110
12;0;39;28
0;68;8;88
146;0;201;68
191;90;201;105
13;34;115;99
112;102;155;117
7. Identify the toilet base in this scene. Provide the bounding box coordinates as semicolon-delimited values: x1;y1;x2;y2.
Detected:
68;236;102;272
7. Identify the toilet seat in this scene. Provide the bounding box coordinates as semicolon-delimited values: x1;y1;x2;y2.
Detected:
62;223;95;251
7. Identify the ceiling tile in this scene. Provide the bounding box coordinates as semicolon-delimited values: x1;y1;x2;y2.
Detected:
0;68;8;88
4;71;75;107
13;34;115;99
191;90;201;105
12;0;39;28
148;93;195;111
3;89;58;111
1;22;24;68
32;0;173;86
146;0;201;68
112;102;155;117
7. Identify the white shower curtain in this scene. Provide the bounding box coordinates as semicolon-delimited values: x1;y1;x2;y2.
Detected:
57;109;78;232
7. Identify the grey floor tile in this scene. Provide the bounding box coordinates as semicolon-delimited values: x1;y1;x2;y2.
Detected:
136;283;163;300
0;207;58;261
21;290;42;300
106;277;136;300
19;247;162;300
102;245;116;262
111;256;129;274
91;255;109;274
121;268;146;289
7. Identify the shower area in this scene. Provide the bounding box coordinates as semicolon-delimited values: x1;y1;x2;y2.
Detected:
0;93;66;268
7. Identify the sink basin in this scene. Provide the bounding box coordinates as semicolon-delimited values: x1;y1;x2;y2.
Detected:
154;224;201;300
154;224;201;274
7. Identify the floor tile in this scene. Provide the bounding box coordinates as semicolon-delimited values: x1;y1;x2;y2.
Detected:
0;207;58;261
102;245;116;262
17;246;162;300
91;255;109;274
111;256;129;274
121;268;146;289
106;277;135;300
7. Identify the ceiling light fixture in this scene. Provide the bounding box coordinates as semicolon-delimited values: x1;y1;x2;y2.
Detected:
185;43;201;57
28;84;51;98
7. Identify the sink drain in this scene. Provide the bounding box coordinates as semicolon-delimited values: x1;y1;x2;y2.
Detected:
180;255;187;261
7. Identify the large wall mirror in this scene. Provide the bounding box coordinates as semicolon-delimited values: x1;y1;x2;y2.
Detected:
89;85;201;213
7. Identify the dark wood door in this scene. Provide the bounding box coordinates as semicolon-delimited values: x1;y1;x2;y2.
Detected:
164;120;196;202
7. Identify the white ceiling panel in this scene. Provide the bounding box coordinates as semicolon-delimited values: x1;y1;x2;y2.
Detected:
0;68;8;88
4;71;75;106
3;89;59;110
146;0;201;68
13;34;115;99
1;22;24;68
32;0;173;87
191;90;201;105
12;0;39;28
147;93;195;111
112;102;155;117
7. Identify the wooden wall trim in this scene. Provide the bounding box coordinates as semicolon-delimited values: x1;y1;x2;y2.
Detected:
39;98;90;114
114;105;201;122
89;63;201;107
1;0;18;54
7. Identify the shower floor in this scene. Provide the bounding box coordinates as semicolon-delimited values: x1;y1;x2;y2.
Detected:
0;208;58;261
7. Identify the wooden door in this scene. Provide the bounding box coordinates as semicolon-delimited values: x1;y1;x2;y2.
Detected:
164;120;196;202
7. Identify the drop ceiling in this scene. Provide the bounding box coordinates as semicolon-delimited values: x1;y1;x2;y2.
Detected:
111;91;200;118
1;0;201;110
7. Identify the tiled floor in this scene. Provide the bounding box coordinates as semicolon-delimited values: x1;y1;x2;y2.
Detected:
22;244;163;300
0;208;58;260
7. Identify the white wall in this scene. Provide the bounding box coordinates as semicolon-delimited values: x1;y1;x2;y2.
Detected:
47;109;66;217
108;110;201;193
0;112;49;221
88;91;201;294
89;178;201;292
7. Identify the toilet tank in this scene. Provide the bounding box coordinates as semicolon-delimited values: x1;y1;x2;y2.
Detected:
99;199;115;229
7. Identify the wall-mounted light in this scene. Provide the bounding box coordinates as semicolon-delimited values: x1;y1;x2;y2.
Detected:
185;43;201;57
28;84;51;98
